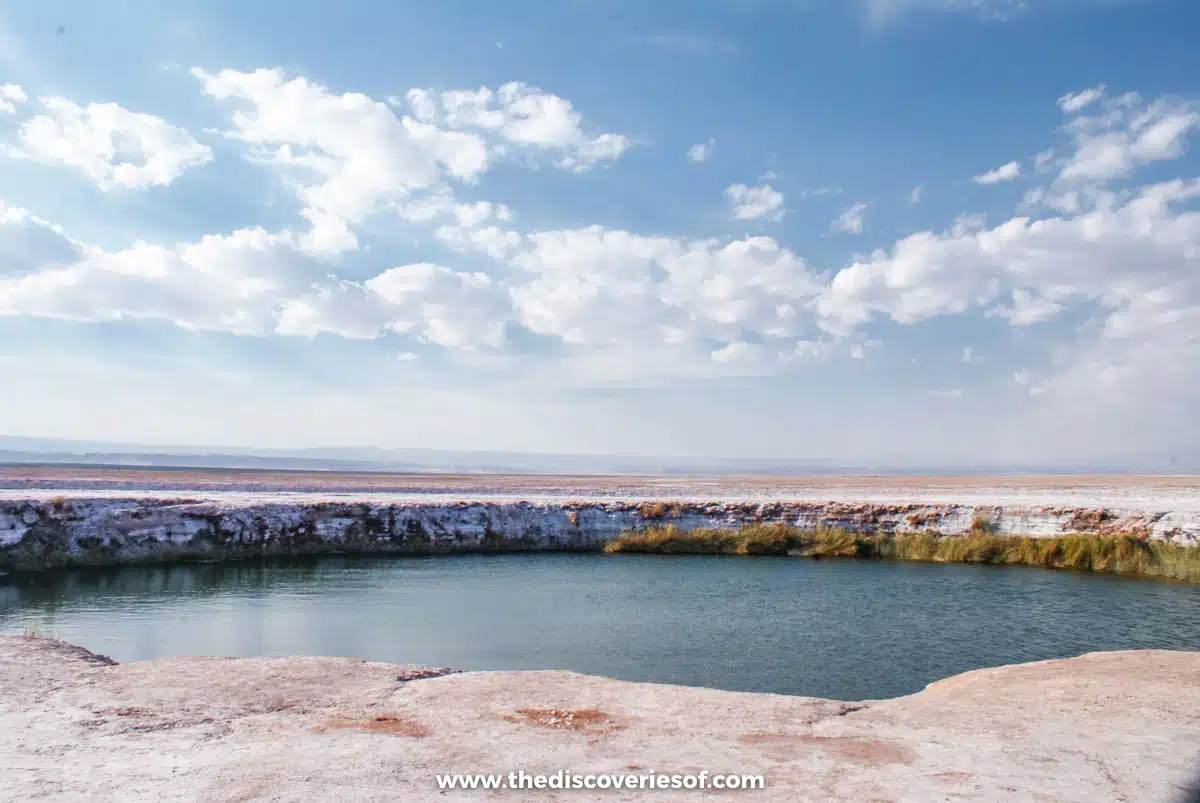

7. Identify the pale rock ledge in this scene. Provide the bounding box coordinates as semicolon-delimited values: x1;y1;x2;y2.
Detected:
1;637;1198;802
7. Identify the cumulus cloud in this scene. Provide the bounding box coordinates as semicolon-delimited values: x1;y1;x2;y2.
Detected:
1056;91;1200;183
972;160;1021;184
0;195;830;368
0;83;25;113
267;262;513;348
816;174;1200;424
406;82;630;172
687;138;714;163
1;73;1198;421
830;202;868;234
0;200;512;348
507;227;821;349
727;183;785;222
10;97;212;189
191;68;629;254
193;67;488;250
0;220;338;333
365;263;510;348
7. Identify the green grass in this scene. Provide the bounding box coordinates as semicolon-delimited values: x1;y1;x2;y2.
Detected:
603;523;1200;582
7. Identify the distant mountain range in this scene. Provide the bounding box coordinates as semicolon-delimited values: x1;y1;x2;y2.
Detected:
0;435;1195;476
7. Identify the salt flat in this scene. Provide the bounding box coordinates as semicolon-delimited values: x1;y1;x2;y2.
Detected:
1;467;1198;511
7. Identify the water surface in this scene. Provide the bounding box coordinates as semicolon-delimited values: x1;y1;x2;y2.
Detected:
3;554;1198;700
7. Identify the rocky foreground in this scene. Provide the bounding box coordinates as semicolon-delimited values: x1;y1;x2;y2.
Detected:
1;638;1198;802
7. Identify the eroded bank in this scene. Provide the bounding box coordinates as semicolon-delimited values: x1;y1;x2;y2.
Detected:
2;492;1198;571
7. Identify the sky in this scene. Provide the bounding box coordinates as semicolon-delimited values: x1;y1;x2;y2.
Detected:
0;0;1198;466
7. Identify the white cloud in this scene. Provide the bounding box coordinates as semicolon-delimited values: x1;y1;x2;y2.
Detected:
1057;92;1200;183
0;218;376;334
0;83;25;113
507;227;821;349
726;183;785;222
908;185;923;204
961;346;974;363
711;341;765;364
1058;85;1105;114
192;68;628;253
830;202;868;234
988;287;1065;325
408;82;630;172
687;138;714;163
818;178;1200;334
816;170;1200;428
274;281;389;341
274;266;510;348
366;263;510;348
0;200;92;276
1;74;1198;434
11;97;212;189
0;194;830;369
972;160;1021;184
193;67;488;246
928;388;964;399
0;201;513;348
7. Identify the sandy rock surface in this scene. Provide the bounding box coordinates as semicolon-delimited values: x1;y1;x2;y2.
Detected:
1;637;1198;802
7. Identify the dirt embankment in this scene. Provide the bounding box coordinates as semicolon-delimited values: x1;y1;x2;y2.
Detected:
2;492;1198;572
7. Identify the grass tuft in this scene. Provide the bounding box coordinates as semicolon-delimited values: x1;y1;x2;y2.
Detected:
604;524;1200;582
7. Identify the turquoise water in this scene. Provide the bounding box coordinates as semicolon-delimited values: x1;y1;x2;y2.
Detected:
2;554;1198;700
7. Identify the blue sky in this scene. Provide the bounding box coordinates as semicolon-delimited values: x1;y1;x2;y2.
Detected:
0;0;1198;465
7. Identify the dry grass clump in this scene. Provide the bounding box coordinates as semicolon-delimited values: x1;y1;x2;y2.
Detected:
604;524;1200;582
638;502;682;520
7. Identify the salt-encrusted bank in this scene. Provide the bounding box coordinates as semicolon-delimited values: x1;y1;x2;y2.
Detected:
1;490;1198;571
